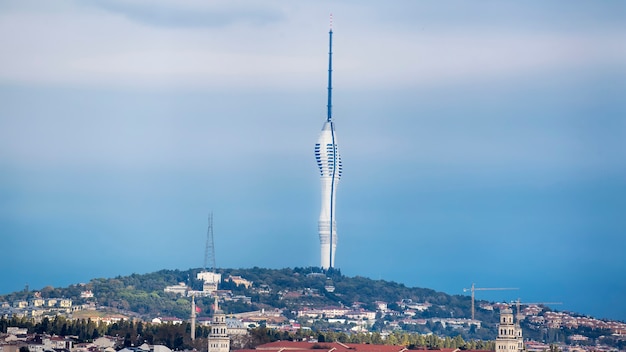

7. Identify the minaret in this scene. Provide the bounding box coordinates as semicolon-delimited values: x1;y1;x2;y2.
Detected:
190;295;196;340
315;17;343;269
496;306;524;352
208;296;230;352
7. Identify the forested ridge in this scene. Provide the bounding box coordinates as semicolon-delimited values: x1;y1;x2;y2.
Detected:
3;267;621;349
0;267;502;350
2;267;478;322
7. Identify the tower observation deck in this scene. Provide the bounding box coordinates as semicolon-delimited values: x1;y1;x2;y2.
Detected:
315;23;342;269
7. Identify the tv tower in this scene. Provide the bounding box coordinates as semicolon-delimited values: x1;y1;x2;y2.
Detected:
315;16;343;269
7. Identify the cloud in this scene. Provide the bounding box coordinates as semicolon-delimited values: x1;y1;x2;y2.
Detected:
0;2;318;88
0;1;624;89
83;0;285;28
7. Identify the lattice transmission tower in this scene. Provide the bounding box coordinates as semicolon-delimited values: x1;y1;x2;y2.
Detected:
204;212;216;273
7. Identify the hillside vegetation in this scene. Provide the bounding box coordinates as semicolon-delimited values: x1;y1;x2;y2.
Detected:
1;267;496;338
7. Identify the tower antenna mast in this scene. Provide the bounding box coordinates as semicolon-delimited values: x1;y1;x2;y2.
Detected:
327;14;335;267
204;212;216;273
327;14;333;122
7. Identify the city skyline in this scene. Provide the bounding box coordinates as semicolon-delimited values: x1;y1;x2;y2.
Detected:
1;1;625;321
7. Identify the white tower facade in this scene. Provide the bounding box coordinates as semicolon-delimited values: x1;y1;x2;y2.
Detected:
315;122;342;269
496;307;524;352
208;296;230;352
315;26;342;269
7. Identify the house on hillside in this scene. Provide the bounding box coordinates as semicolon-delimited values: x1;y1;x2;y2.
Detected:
164;283;188;296
227;275;253;289
151;317;183;325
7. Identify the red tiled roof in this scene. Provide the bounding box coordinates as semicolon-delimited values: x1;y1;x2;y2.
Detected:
343;343;408;352
255;341;326;350
254;341;408;352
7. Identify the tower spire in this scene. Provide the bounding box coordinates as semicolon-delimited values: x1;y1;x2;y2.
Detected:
327;14;333;122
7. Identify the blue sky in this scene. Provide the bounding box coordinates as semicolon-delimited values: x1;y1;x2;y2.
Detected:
1;1;625;321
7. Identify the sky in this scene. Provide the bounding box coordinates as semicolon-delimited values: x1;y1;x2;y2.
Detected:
1;1;625;321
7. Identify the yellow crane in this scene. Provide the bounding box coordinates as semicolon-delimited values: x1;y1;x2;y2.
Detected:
463;283;518;320
512;298;562;320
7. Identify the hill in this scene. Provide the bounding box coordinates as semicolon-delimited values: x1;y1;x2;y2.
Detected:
2;266;623;349
0;267;490;335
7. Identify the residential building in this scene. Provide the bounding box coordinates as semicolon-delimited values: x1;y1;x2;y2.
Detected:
227;275;253;289
164;283;188;296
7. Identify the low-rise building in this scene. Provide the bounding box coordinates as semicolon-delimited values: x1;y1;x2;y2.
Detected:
227;275;253;289
568;334;589;342
30;299;45;307
524;340;550;352
374;301;388;312
226;318;248;335
12;301;28;309
232;295;252;304
197;272;221;284
297;306;350;319
58;299;72;308
345;310;376;321
152;317;183;325
164;283;188;296
7;327;28;335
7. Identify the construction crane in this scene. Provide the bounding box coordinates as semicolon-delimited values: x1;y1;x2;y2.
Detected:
512;298;562;320
463;283;518;320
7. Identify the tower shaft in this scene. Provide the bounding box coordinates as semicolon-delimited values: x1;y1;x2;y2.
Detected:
315;25;342;269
